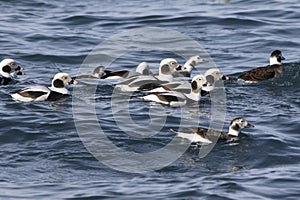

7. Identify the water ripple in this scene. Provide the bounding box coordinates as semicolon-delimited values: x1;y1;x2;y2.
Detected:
0;0;300;199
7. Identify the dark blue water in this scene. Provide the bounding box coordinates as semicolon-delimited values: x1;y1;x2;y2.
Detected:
1;0;300;199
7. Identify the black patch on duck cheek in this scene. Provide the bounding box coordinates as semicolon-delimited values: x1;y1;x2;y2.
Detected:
191;80;198;90
53;79;64;88
161;64;170;73
142;68;149;75
206;75;215;84
190;60;196;67
231;123;240;131
2;65;12;73
277;57;282;63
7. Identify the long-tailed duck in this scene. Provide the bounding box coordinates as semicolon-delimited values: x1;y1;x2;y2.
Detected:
75;66;106;79
238;50;285;83
0;58;25;85
174;55;208;77
147;74;207;96
11;72;76;102
173;117;254;143
140;75;207;107
115;58;179;92
76;62;151;80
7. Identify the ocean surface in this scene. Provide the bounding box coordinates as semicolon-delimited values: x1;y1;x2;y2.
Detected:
1;0;300;199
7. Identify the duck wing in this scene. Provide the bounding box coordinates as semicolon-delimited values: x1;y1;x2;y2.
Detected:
12;86;50;102
147;81;188;93
197;127;231;142
141;91;187;107
47;91;70;101
154;91;186;103
102;70;129;79
239;64;282;82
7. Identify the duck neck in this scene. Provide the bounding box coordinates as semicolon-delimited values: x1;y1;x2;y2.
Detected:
228;126;240;137
269;57;280;65
158;74;173;82
187;89;200;101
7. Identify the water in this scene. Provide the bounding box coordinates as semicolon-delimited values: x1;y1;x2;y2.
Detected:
1;0;300;199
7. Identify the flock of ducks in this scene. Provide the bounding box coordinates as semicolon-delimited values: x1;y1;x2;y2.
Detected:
0;50;285;144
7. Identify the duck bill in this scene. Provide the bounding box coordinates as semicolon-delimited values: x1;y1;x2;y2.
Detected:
176;65;184;71
245;123;255;128
200;59;209;64
15;66;25;75
221;75;230;80
69;78;78;85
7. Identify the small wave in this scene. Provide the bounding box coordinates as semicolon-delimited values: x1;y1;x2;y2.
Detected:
60;15;102;25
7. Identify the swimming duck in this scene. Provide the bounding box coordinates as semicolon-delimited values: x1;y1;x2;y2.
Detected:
75;66;106;79
140;75;207;107
115;58;179;92
75;62;151;80
238;50;285;83
0;58;25;85
11;72;76;102
173;117;254;143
